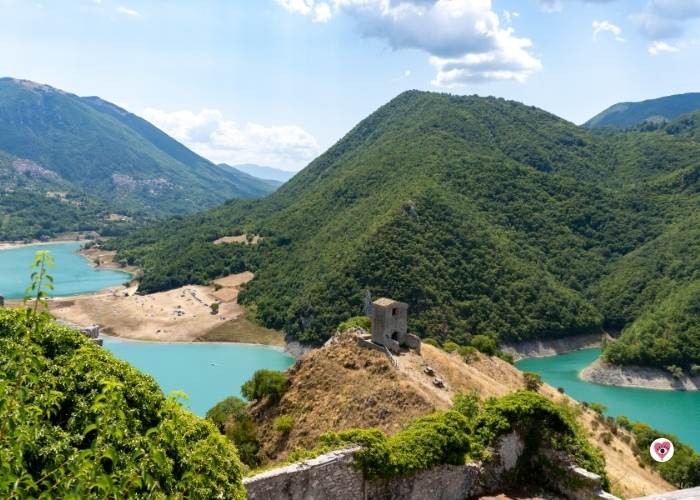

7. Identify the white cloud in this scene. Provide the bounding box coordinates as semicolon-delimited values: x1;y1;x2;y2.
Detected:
592;20;625;42
503;10;519;25
538;0;616;13
633;0;700;40
313;2;332;22
648;40;680;54
404;69;411;77
142;108;321;170
275;0;542;86
116;6;140;16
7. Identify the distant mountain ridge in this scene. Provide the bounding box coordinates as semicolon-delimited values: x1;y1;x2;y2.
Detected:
584;92;700;129
225;163;297;183
0;77;278;217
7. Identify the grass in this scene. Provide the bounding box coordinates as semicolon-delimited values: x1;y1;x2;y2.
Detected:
198;311;285;346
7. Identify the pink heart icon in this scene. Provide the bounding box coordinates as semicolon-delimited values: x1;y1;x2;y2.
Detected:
653;440;672;461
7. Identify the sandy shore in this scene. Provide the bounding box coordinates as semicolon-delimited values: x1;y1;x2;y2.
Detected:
46;271;286;346
580;358;700;391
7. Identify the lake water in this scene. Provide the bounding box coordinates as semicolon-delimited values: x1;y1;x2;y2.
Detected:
0;242;131;299
102;336;295;416
516;348;700;451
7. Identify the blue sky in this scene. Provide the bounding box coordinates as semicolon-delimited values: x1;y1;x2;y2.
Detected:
1;0;699;170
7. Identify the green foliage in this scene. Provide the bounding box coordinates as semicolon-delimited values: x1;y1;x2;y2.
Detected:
337;315;371;332
523;372;543;392
0;308;245;498
458;345;479;363
206;396;248;431
273;415;295;435
113;91;700;368
452;391;480;422
210;302;220;315
471;335;498;356
320;410;471;479
473;391;608;489
584;93;700;129
629;421;700;488
24;250;54;319
240;370;289;403
442;341;460;353
589;403;608;415
422;337;439;347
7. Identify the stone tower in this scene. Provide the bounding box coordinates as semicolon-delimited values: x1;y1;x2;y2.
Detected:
370;298;420;354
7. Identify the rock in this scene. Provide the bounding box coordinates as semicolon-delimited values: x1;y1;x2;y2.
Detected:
423;366;435;376
432;378;445;388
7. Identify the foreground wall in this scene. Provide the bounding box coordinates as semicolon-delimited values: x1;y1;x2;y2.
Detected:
243;434;618;500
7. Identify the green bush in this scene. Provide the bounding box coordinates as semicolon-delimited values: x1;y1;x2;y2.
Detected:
422;337;440;347
458;345;478;363
338;316;371;332
615;415;632;431
442;341;460;353
0;308;245;498
241;369;289;403
452;391;480;422
273;415;295;435
471;335;499;356
206;396;249;431
523;372;543;392
589;402;608;415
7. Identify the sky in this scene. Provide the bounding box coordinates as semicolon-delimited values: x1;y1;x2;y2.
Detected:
1;0;699;171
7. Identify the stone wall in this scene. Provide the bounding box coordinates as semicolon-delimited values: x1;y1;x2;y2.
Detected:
243;433;619;500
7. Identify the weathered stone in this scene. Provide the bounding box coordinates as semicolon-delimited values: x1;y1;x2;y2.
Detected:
370;298;421;354
80;325;100;339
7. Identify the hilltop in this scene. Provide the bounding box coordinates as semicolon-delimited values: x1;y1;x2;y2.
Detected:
113;90;700;372
584;93;700;129
0;77;278;238
229;332;672;499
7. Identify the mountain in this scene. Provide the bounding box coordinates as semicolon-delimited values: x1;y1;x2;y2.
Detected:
0;78;277;218
226;163;297;183
219;163;284;191
583;92;700;129
112;91;700;370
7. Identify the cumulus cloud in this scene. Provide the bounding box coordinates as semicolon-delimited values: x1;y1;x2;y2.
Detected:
116;5;140;16
275;0;542;86
592;20;625;42
142;108;320;170
648;40;680;55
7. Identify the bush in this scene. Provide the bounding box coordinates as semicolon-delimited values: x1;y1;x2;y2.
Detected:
206;396;248;431
666;365;684;379
471;335;498;356
422;337;439;347
338;316;371;332
557;387;566;394
442;341;460;353
589;402;608;415
273;415;295;435
0;308;245;498
241;369;289;403
496;351;514;364
458;345;478;363
207;397;260;468
210;302;220;315
452;391;480;421
523;372;543;392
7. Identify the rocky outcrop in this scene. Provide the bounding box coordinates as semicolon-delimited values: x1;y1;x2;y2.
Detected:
502;332;605;361
581;359;700;391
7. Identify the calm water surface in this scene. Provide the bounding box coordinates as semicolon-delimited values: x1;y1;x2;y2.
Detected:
516;348;700;451
0;242;130;299
103;336;295;416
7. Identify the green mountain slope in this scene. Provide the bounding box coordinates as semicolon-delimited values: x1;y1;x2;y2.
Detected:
113;91;699;369
0;78;277;216
584;92;700;129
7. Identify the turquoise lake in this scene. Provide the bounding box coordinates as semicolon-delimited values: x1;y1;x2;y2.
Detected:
516;348;700;451
0;242;131;299
102;336;295;416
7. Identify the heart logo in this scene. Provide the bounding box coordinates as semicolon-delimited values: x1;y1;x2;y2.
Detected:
650;438;675;463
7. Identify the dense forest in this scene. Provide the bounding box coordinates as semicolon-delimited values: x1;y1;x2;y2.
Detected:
112;91;700;370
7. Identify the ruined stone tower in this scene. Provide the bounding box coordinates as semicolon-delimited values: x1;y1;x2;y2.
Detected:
370;298;420;354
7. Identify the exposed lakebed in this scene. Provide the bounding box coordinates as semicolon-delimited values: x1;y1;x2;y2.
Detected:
0;241;130;299
516;348;700;451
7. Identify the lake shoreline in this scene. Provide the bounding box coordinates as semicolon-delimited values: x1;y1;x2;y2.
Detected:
580;358;700;391
502;331;606;361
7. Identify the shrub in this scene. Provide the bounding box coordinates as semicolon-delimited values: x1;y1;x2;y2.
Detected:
471;335;498;356
666;365;684;379
557;387;566;394
601;432;613;445
458;345;478;363
422;337;439;347
523;372;543;392
206;396;248;431
337;316;370;332
452;391;480;421
210;302;220;315
0;308;246;498
241;369;289;403
442;341;460;353
496;351;514;364
589;402;607;416
273;415;295;435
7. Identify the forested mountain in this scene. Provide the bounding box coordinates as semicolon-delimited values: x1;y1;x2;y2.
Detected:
584;92;700;129
112;91;700;370
226;163;296;183
0;78;277;218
